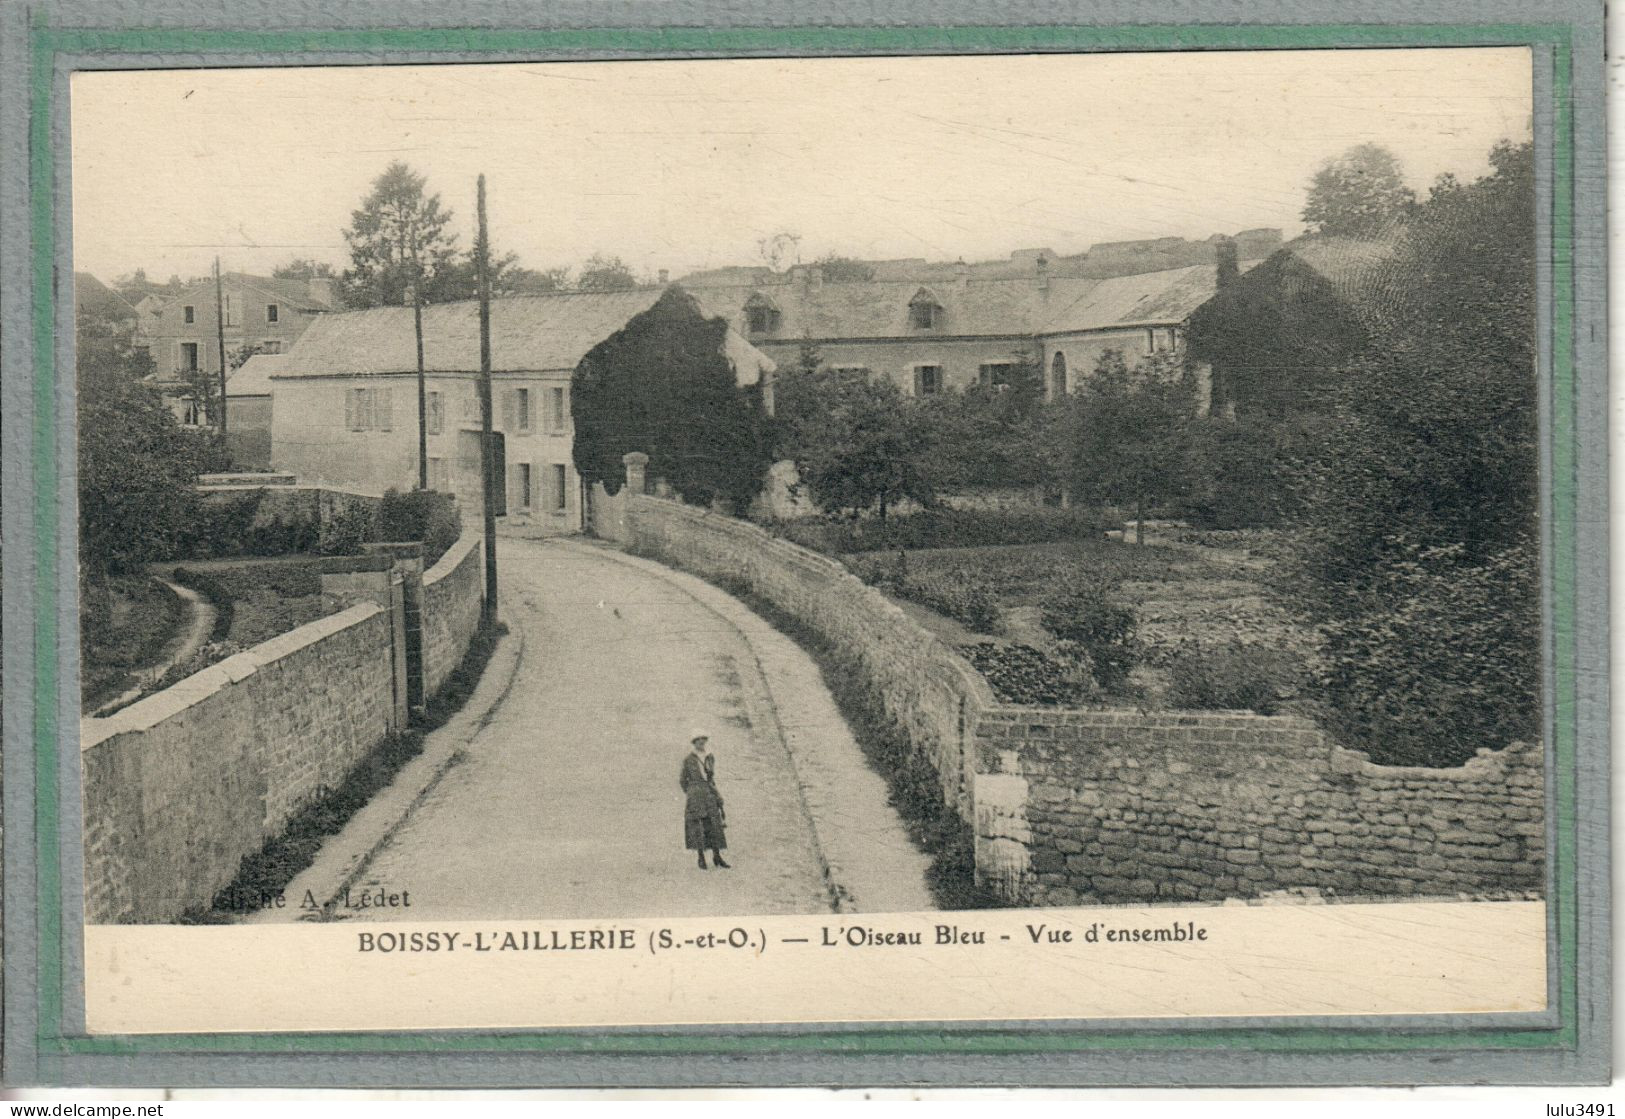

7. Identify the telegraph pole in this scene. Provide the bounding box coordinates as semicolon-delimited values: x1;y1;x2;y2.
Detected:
476;174;498;625
213;256;229;433
411;228;428;491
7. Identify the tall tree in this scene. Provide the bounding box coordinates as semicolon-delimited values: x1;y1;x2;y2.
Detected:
1301;143;1416;237
775;364;937;523
340;162;460;490
1066;348;1201;544
813;253;876;282
572;287;770;512
271;258;337;282
1289;139;1537;765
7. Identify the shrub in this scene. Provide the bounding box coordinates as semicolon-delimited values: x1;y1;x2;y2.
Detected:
378;488;463;566
960;642;1097;707
318;504;370;556
1165;640;1299;715
1038;578;1139;693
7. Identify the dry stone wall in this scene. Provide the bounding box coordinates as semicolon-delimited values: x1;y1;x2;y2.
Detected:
597;487;1546;908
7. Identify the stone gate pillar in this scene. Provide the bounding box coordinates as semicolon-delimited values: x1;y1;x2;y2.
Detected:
622;451;649;495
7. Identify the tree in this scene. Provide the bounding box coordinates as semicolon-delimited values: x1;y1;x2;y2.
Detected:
340;161;460;490
814;254;876;283
1066;348;1201;544
775;362;937;523
572;287;770;512
919;348;1051;493
1301;143;1416;237
574;253;639;292
757;232;802;273
1288;139;1538;765
271;258;336;282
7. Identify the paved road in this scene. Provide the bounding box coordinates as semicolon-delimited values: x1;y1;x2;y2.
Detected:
342;536;837;921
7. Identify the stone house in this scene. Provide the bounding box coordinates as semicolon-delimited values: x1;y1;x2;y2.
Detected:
135;272;336;425
268;289;774;533
1185;233;1406;420
682;249;1266;405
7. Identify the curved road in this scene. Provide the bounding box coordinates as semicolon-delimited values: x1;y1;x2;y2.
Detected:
343;536;842;921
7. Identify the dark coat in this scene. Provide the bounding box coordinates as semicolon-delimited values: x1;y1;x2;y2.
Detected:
680;751;727;851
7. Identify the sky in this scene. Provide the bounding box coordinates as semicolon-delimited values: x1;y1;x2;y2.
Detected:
70;47;1533;285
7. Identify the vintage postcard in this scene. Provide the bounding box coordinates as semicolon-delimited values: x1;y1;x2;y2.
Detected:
3;4;1606;1088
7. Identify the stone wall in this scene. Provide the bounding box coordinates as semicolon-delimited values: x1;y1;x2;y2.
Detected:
82;521;486;924
81;604;400;923
421;531;485;697
592;480;1546;908
613;492;991;819
975;709;1544;905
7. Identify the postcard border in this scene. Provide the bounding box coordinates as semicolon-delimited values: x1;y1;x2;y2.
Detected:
2;1;1607;1088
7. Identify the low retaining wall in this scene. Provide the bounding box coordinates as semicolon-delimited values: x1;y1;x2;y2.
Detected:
611;490;990;819
596;483;1547;906
81;604;400;923
81;524;488;924
421;532;485;697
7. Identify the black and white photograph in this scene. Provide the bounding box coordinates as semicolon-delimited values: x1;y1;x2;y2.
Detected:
67;46;1552;1030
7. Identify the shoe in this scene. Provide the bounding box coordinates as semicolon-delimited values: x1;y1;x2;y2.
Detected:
697;858;708;870
713;856;731;869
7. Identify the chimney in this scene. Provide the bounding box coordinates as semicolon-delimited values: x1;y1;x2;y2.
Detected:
1215;237;1239;289
1035;252;1050;293
307;277;335;307
657;269;669;285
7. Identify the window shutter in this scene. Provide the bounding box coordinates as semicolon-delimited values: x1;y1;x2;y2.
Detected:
501;389;516;432
378;386;393;431
345;388;357;431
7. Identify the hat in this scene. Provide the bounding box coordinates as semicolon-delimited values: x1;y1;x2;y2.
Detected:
689;728;710;744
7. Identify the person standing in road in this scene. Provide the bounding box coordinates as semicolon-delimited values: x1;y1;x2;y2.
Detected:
681;729;730;870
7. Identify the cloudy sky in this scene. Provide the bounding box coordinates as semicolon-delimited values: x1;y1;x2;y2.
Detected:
70;47;1532;284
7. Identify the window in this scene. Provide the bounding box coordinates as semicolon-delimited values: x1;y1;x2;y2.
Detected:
427;391;444;435
552;464;569;513
518;464;534;512
913;365;943;395
978;363;1014;390
266;303;280;323
462;387;479;422
428;456;449;493
1050;351;1068;397
261;340;283;354
344;386;394;432
180;342;199;372
223;294;238;327
744;293;781;334
183;305;195;324
1146;328;1158;352
830;364;872;379
502;388;532;433
550;386;567;431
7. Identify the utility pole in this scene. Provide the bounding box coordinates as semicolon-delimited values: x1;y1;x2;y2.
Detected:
411;228;428;491
213;256;228;434
476;174;498;626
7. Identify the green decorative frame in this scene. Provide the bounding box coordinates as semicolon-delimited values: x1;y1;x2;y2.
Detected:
5;7;1604;1088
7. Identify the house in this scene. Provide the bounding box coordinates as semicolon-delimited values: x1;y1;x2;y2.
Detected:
682;246;1265;406
1185;232;1405;420
136;272;336;425
268;288;774;533
220;353;286;468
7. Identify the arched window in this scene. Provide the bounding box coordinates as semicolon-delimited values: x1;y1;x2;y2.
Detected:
744;292;781;335
1051;351;1068;398
908;288;943;330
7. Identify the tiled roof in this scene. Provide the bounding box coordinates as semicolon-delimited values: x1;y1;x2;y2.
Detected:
151;271;334;313
687;265;1222;342
275;288;773;385
227;353;288;396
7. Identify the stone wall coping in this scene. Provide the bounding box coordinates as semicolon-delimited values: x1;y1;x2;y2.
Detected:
424;530;480;586
80;602;385;752
979;706;1321;729
1327;739;1541;778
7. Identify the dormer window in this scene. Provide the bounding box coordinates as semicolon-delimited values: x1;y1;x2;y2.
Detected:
744;292;781;335
909;288;942;330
